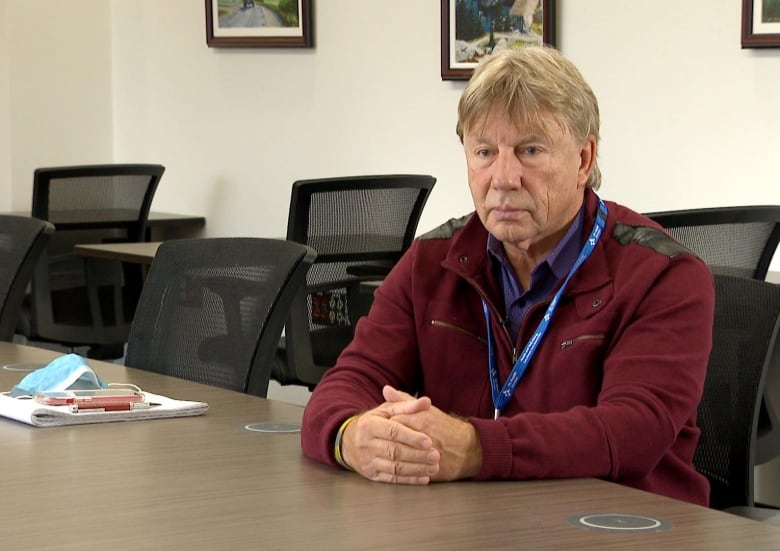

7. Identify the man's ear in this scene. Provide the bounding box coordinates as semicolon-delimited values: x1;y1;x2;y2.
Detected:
577;135;597;188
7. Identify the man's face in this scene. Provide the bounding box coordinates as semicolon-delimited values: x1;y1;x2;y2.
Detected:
463;105;596;258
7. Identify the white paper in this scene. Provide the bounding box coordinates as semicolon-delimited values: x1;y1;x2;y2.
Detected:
0;391;208;427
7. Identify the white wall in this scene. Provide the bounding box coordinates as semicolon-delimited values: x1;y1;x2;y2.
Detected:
2;0;114;209
0;0;10;210
109;0;469;240
561;2;780;214
115;0;780;244
4;0;780;241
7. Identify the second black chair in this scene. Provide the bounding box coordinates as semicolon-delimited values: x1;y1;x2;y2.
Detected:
125;238;315;398
273;174;436;389
645;205;780;280
16;163;164;358
646;205;780;467
694;274;780;514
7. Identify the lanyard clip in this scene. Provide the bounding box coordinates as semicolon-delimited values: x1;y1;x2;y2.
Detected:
494;408;500;420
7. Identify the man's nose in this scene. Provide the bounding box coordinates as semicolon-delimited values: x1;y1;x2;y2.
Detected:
491;149;522;189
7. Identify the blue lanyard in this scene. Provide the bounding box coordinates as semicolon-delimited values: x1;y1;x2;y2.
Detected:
482;199;608;419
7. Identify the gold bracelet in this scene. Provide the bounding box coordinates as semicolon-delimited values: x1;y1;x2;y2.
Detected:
333;415;359;471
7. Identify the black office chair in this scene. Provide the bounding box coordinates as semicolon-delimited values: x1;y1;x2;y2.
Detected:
0;216;54;341
693;274;780;520
15;164;164;359
646;205;780;467
124;238;316;398
645;205;780;280
272;174;436;389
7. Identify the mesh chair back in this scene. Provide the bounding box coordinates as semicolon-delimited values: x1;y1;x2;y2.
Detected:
0;216;54;341
125;238;315;398
694;274;780;510
647;205;780;466
276;174;435;388
645;206;780;280
19;164;163;354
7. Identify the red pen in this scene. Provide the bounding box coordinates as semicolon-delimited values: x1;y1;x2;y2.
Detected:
73;402;134;412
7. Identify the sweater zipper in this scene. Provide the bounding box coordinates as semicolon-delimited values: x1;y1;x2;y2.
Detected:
466;277;515;346
429;320;487;344
448;269;523;356
451;264;593;359
560;334;605;349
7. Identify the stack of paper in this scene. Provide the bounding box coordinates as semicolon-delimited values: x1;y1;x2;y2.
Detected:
0;391;208;427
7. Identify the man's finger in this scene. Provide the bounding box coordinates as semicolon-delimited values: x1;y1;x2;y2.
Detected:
362;454;440;484
382;384;417;402
369;416;434;450
378;396;431;418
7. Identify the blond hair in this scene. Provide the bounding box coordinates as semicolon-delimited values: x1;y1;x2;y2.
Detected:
456;46;601;189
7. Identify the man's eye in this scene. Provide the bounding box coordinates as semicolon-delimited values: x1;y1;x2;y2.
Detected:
476;149;491;158
524;146;541;155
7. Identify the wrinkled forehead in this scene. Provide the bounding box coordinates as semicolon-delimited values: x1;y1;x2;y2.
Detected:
463;101;569;141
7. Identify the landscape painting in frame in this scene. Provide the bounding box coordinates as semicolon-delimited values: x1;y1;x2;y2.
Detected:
206;0;312;48
742;0;780;48
441;0;556;80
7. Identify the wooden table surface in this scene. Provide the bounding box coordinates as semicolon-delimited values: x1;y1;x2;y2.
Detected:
3;209;204;228
2;210;205;241
73;241;162;264
1;342;779;549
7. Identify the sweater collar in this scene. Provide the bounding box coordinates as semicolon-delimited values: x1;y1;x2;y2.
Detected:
444;188;612;297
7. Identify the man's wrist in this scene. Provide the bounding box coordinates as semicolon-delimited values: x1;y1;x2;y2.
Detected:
333;415;359;470
461;421;483;478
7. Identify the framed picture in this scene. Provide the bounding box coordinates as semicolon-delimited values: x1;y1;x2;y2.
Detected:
441;0;556;80
742;0;780;48
205;0;313;48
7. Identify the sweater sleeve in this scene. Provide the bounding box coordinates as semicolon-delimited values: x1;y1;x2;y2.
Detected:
300;247;424;466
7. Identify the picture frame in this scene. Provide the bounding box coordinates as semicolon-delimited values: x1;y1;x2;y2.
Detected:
205;0;313;48
441;0;556;81
742;0;780;48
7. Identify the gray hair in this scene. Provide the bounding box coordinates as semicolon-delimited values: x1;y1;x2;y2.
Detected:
456;46;602;190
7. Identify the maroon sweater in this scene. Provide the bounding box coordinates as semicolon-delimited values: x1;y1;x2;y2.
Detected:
301;190;714;506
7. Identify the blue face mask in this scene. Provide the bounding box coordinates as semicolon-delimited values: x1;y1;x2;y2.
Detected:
9;354;108;397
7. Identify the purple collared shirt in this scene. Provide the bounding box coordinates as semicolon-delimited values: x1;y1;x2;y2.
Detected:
487;207;585;344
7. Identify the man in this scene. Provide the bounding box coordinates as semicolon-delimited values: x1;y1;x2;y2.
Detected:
301;46;714;506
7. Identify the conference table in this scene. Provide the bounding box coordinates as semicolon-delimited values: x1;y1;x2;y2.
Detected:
1;343;779;549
